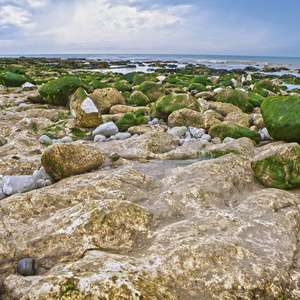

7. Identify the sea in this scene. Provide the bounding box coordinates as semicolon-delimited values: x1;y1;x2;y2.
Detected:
1;53;300;78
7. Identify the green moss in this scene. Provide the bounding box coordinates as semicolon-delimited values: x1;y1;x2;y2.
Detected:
254;79;280;93
208;122;261;144
188;83;206;92
133;74;145;85
135;80;166;102
127;91;150;106
248;92;265;107
217;89;251;113
60;278;79;299
122;72;140;84
0;72;34;87
205;149;240;158
191;75;207;85
5;65;26;74
260;95;300;143
91;79;108;89
70;127;87;140
115;113;138;131
31;122;38;133
58;112;71;120
113;79;132;92
251;146;300;189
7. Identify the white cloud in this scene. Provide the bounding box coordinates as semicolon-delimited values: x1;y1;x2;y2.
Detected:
0;5;33;28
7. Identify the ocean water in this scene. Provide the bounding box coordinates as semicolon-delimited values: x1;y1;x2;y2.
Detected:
1;53;300;76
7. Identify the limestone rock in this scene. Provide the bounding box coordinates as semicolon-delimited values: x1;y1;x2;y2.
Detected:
127;91;150;106
41;143;103;179
168;108;221;130
70;87;102;128
27;91;45;104
136;80;168;102
109;104;149;115
128;124;166;135
89;87;125;114
2;175;36;196
217;89;251;113
251;142;300;189
208;101;243;117
92;122;119;137
225;111;253;128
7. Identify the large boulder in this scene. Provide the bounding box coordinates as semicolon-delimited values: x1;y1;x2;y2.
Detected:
152;93;201;119
113;79;132;92
217;89;251;113
225;112;253;128
251;142;300;189
254;78;280;94
127;91;150;106
41;143;103;179
209;121;261;143
136;81;168;102
208;101;243;117
39;76;93;106
115;109;148;132
260;95;300;143
0;72;34;87
109;104;149;115
168;108;221;130
89;87;125;114
70;87;102;128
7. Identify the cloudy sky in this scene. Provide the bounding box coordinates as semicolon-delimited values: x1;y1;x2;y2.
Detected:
0;0;299;57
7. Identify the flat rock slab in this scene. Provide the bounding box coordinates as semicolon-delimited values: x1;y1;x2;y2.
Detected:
41;143;103;179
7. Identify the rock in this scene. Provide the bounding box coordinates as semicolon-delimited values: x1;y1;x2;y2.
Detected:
152;93;200;119
260;95;300;143
188;127;205;138
211;75;219;84
0;72;34;87
128;124;166;135
260;127;271;140
201;134;211;142
136;80;168;102
0;135;7;146
39;76;93;106
148;118;159;125
32;167;54;183
16;258;39;276
38;135;52;144
94;135;106;143
109;152;120;161
61;136;73;143
208;101;243;117
217;89;251;113
168;108;221;130
115;132;131;140
109;104;149;115
92;122;119;137
251;142;300;189
89;87;125;114
0;180;7;199
36;179;46;188
223;137;236;143
41;143;103;179
254;78;280;94
22;82;36;91
70;87;102;128
115;109;148;132
167;126;188;137
203;109;224;121
225;111;253;128
209;121;261;143
248;91;265;107
127;91;150;106
27;91;45;104
2;175;36;196
113;79;132;92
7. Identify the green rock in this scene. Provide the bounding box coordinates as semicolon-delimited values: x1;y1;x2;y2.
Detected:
153;93;200;118
0;72;34;87
91;80;108;89
251;143;300;189
191;75;207;85
5;65;26;74
208;122;261;143
188;83;206;93
122;72;140;84
115;111;147;131
113;80;132;92
217;89;251;113
127;91;150;106
39;76;93;106
248;92;266;107
133;74;146;86
136;81;167;102
260;95;300;143
254;79;280;94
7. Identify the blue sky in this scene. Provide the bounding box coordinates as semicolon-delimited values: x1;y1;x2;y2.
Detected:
0;0;299;57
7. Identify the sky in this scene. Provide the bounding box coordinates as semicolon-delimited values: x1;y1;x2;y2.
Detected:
0;0;299;57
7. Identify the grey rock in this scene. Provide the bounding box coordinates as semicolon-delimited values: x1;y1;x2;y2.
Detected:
18;103;27;108
260;127;271;140
15;100;25;105
0;180;7;199
115;132;131;140
17;258;39;276
167;126;188;137
52;139;63;144
61;136;73;143
33;167;55;183
188;126;205;138
92;122;119;137
38;135;52;144
36;179;46;188
45;179;52;186
148;118;159;125
106;135;117;141
94;135;106;143
109;152;120;161
200;134;211;142
2;175;37;196
223;137;236;143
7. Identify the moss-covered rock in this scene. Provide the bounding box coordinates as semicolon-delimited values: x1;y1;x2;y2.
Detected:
127;91;150;106
208;102;243;117
254;79;280;94
217;89;251;113
122;72;140;84
115;109;148;131
0;72;34;87
248;91;266;107
89;87;126;114
136;81;168;102
39;76;93;106
225;112;253;128
260;95;300;143
91;80;108;89
251;143;300;189
188;83;206;93
113;79;132;92
5;65;26;74
208;121;261;143
70;87;102;128
133;74;146;86
191;75;207;85
152;93;201;119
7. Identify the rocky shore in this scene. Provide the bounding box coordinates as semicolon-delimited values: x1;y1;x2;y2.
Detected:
0;57;300;299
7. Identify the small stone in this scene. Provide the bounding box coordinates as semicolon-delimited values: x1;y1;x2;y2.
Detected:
167;126;188;137
106;136;117;141
188;127;205;138
61;136;73;143
109;152;120;162
200;134;211;142
45;179;52;186
223;137;236;143
0;135;7;146
0;180;7;199
94;135;106;143
15;100;25;105
36;179;46;188
92;122;119;137
17;258;39;276
148;118;159;125
2;175;36;196
38;135;52;144
52;139;63;143
115;132;131;140
18;103;27;108
261;127;271;140
33;167;55;183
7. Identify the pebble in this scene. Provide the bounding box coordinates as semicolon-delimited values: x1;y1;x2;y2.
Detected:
223;137;236;143
17;258;39;276
2;175;36;196
15;100;25;105
106;135;117;141
33;167;55;183
148;118;159;125
167;126;188;137
36;179;46;188
115;132;131;140
38;135;52;144
188;126;205;138
0;180;7;199
94;135;106;143
260;127;271;140
61;136;73;143
18;103;27;108
109;152;120;161
92;122;119;137
200;134;212;142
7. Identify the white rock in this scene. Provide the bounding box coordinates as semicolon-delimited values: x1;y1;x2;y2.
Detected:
38;135;52;144
188;126;205;138
62;136;73;143
261;127;271;140
94;135;106;143
167;126;188;137
223;137;236;143
200;134;211;142
115;132;131;140
2;175;36;196
81;97;99;114
92;122;119;137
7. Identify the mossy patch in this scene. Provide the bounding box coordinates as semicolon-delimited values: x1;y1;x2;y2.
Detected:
0;72;35;87
115;110;147;131
136;80;167;102
248;92;266;107
217;89;251;113
254;79;280;94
